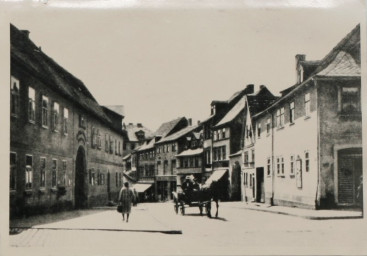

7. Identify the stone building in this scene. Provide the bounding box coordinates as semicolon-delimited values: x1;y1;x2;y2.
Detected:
252;24;361;209
10;24;124;217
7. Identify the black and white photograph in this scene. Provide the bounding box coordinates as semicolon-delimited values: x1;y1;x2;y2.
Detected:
1;0;366;255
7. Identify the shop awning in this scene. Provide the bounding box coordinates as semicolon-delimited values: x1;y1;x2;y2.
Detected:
204;170;227;186
133;183;153;193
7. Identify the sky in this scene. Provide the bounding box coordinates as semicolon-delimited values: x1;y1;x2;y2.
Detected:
1;0;365;131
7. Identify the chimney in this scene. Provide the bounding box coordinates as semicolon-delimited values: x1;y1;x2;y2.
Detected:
137;123;143;128
245;84;254;94
188;118;192;126
259;85;265;90
197;120;201;125
20;30;30;39
296;54;306;84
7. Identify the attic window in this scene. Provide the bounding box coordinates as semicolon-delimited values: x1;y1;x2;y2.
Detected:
339;86;360;113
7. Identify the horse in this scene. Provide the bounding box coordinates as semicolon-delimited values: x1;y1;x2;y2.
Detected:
172;180;221;218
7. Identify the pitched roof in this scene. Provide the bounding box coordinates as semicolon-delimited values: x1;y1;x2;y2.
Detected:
154;117;186;137
254;24;360;119
156;125;200;144
137;138;156;151
124;123;154;142
10;24;119;132
214;96;246;128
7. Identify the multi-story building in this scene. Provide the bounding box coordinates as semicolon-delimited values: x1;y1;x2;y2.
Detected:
239;86;278;202
252;24;361;209
10;24;125;217
122;122;153;157
156;124;203;192
200;84;255;200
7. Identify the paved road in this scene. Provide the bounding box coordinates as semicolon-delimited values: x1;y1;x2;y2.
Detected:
7;202;367;256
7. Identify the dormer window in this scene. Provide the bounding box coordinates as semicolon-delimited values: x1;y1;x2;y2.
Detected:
135;130;145;141
211;105;216;115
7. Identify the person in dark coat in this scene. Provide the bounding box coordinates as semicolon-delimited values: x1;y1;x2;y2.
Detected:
118;182;135;222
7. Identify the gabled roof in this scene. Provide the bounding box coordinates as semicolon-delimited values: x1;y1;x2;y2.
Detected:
137;138;156;151
156;125;200;144
154;117;186;137
124;123;154;142
214;96;246;128
10;24;116;129
254;24;360;119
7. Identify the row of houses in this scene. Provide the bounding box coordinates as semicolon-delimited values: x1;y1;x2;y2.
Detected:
10;23;362;217
10;24;126;217
126;24;362;210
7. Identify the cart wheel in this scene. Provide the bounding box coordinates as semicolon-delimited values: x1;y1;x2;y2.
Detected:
181;206;185;215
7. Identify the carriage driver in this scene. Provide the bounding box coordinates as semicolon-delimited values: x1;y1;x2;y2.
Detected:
182;175;200;203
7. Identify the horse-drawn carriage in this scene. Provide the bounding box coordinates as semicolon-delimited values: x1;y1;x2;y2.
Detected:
172;176;222;218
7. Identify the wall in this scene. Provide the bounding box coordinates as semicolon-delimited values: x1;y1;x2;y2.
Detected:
317;78;362;208
272;84;318;209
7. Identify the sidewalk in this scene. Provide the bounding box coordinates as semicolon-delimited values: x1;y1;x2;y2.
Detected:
11;204;182;235
230;201;363;220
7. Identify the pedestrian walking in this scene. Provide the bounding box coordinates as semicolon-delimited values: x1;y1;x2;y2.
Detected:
118;182;135;222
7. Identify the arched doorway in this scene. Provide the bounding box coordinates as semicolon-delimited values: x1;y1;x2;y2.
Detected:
75;146;87;209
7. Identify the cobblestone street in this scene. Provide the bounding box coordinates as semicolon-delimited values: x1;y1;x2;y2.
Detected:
7;202;367;256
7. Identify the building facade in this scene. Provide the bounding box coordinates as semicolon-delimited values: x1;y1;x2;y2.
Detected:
252;24;362;209
10;24;124;217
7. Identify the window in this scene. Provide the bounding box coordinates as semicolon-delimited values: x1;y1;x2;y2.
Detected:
97;130;102;149
10;152;17;190
281;157;284;175
101;173;105;185
51;102;59;131
11;76;20;116
340;87;360;112
280;107;285;127
91;127;96;148
305;93;310;117
40;157;46;188
276;109;280;128
118;141;121;155
266;118;271;134
25;155;33;189
118;173;122;186
249;174;253;187
97;169;101;185
172;143;176;152
115;172;118;187
213;131;218;141
222;146;226;160
244;151;249;164
115;139;118;155
211;105;216;115
110;135;114;154
51;159;57;187
290;155;295;176
166;144;169;153
290;102;295;124
222;128;226;139
79;114;86;128
305;151;310;172
257;123;261;138
267;158;271;176
276;157;280;175
105;134;109;152
42;96;49;127
62;160;67;186
63;108;69;135
251;150;255;163
28;87;36;122
171;160;176;174
206;150;211;164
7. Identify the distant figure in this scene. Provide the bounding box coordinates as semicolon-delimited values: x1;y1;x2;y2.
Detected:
118;182;135;222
